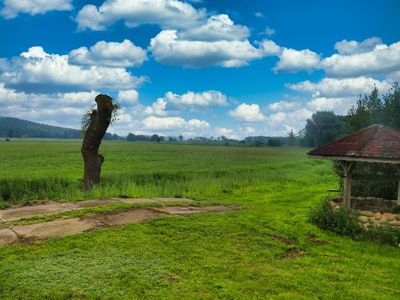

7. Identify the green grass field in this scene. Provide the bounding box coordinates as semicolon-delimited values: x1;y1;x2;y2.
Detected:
0;140;399;299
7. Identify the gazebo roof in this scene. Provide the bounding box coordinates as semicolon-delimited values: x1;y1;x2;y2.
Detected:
308;124;400;164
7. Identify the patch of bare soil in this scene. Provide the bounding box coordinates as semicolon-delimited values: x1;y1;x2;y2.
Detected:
0;198;193;222
273;236;298;245
91;208;165;226
0;205;237;246
307;234;328;246
282;249;305;260
151;205;239;215
0;203;70;222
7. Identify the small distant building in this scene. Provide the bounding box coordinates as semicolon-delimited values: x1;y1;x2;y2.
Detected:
308;124;400;207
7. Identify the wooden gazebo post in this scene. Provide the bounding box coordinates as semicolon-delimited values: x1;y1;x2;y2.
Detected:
342;161;355;208
397;166;400;205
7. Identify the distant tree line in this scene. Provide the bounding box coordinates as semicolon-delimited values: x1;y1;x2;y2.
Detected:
125;132;294;147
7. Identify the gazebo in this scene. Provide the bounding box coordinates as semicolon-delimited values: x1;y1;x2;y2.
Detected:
308;124;400;208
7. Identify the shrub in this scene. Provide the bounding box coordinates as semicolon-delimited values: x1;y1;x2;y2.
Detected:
267;138;283;147
391;205;400;214
310;199;400;246
309;199;363;238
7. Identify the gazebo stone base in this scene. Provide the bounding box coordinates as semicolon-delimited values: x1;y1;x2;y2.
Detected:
329;197;400;228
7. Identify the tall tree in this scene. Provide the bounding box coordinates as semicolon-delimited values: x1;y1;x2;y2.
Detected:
303;111;344;147
347;87;383;132
383;82;400;128
287;129;296;146
81;94;118;190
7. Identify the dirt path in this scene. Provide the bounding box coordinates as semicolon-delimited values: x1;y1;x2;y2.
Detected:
0;198;192;222
0;199;237;246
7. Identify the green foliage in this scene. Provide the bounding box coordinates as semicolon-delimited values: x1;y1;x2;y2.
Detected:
310;200;400;246
346;83;400;132
81;100;121;132
310;200;363;238
302;111;345;147
267;137;283;147
287;129;297;146
392;205;400;214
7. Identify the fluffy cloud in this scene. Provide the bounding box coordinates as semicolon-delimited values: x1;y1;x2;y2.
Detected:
0;83;99;127
69;40;147;68
150;29;272;68
288;76;390;97
163;90;228;106
1;46;145;93
142;116;209;132
1;0;72;19
142;90;228;117
272;38;400;77
148;13;280;68
274;48;320;72
268;100;300;111
306;97;354;115
144;99;168;116
76;0;205;31
334;37;382;55
117;90;139;105
229;103;265;122
321;40;400;77
178;14;249;42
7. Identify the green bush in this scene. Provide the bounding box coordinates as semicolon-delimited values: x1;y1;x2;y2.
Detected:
310;199;400;246
391;205;400;214
309;199;363;238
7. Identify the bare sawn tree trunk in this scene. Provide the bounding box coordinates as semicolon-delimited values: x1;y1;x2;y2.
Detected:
81;94;113;190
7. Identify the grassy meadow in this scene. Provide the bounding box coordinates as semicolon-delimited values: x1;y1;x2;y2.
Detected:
0;140;399;299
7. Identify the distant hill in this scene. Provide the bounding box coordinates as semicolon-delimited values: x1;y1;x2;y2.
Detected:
0;116;83;139
0;116;123;140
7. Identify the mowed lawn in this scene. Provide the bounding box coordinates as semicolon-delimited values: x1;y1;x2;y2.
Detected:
0;140;399;299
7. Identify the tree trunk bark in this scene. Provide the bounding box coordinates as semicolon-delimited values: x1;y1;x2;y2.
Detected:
81;94;113;190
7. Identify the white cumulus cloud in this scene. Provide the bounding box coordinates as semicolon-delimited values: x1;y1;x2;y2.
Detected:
229;103;265;122
179;14;249;42
163;90;228;106
1;0;72;19
0;46;145;93
76;0;205;31
334;37;382;55
274;48;321;72
150;29;271;68
117;90;139;105
321;40;400;77
69;40;147;68
288;76;391;98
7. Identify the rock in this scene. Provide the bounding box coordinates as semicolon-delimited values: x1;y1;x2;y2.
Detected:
368;217;375;223
389;221;400;227
358;216;369;223
329;201;337;208
383;213;396;221
374;212;382;220
359;210;374;217
396;214;400;221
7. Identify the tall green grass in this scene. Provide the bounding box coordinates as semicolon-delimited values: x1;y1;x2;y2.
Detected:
0;140;316;206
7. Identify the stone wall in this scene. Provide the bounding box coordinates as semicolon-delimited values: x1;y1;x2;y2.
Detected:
329;197;400;229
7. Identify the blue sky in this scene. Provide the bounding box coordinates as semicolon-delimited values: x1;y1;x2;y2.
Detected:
0;0;399;138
